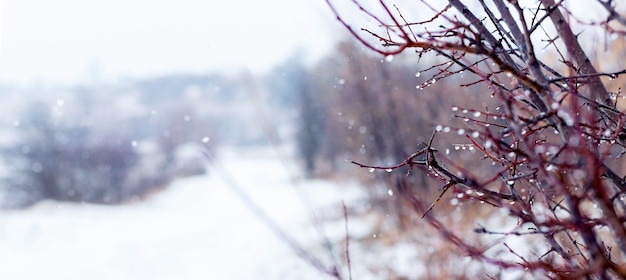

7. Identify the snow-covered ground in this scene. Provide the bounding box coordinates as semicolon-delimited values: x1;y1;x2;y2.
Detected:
0;144;541;279
0;146;366;280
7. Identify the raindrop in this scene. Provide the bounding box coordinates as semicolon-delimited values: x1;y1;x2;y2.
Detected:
202;137;210;143
454;145;461;150
364;76;368;81
184;115;191;122
435;125;443;132
56;99;65;107
457;129;465;135
451;106;459;111
385;55;394;62
415;72;421;77
473;111;482;117
462;109;469;114
338;79;346;85
385;168;393;173
485;140;493;149
359;126;367;134
368;168;375;173
450;198;459;205
443;127;451;133
551;103;559;110
387;189;394;196
131;141;137;147
471;131;479;138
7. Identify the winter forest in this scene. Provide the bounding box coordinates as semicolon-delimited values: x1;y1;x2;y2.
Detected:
2;0;626;279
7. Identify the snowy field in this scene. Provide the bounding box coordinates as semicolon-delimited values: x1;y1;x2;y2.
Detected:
0;146;366;280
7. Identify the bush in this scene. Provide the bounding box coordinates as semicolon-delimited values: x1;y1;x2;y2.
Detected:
2;101;167;208
323;0;626;278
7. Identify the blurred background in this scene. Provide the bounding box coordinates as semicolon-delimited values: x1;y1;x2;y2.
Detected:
1;1;625;279
0;1;382;279
0;0;339;206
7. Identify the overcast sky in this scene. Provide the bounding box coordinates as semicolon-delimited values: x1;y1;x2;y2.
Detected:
0;0;616;86
0;0;337;85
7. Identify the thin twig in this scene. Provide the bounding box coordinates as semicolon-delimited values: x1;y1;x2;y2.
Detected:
342;202;352;280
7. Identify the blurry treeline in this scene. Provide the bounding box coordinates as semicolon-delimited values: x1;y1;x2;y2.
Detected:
5;35;625;217
0;73;279;208
0;39;502;210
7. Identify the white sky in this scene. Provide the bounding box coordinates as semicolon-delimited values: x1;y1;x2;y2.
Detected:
0;0;337;85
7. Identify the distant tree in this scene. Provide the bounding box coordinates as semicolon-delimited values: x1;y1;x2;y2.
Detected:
268;56;326;176
327;0;626;278
296;71;325;176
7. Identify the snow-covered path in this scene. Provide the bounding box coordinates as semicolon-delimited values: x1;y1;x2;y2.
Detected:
0;147;363;279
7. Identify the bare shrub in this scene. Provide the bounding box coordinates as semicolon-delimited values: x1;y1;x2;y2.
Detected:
326;0;626;278
2;100;172;208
